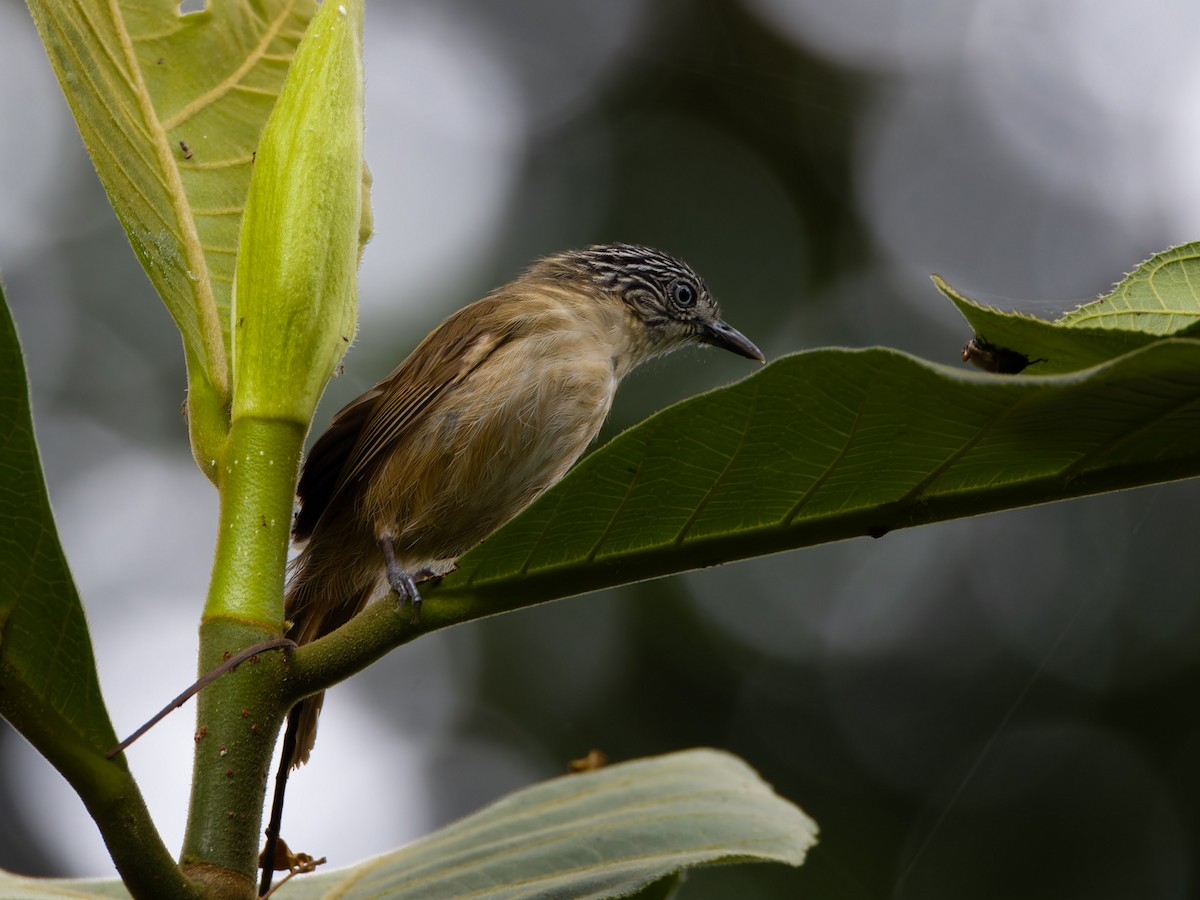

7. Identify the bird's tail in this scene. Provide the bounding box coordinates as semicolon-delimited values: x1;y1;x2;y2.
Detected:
283;562;379;769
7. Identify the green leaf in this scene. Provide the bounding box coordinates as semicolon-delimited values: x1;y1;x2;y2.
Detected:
1057;241;1200;334
0;278;116;762
0;872;129;899
938;242;1200;375
621;873;682;900
430;339;1200;616
0;280;188;897
936;275;1155;374
275;749;816;899
25;0;318;397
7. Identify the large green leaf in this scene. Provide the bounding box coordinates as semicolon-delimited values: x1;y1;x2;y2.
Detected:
429;338;1200;616
278;749;816;899
0;280;186;897
0;278;116;760
24;0;317;394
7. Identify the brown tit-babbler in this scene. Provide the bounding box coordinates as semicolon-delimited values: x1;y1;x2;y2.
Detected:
283;242;764;767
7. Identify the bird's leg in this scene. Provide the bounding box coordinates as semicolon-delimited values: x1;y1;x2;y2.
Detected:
378;533;427;624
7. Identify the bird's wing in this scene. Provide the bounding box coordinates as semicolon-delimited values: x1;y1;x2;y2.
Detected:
293;296;527;539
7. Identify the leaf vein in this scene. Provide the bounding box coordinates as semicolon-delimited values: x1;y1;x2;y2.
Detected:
672;384;759;545
160;0;300;131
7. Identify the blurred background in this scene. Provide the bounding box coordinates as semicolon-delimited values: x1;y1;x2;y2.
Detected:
4;0;1200;896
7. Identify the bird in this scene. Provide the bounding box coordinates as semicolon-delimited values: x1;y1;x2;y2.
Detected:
283;243;764;767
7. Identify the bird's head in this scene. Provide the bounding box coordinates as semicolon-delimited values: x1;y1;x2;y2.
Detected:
532;243;765;366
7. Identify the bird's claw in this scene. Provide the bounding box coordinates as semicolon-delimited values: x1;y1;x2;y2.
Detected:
385;564;436;625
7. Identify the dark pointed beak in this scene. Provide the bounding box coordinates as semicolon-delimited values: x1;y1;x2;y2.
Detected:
702;319;765;362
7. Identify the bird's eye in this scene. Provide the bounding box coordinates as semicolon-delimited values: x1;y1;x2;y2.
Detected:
670;280;697;308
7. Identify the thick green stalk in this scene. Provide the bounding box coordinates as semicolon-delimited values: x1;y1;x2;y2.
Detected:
180;416;303;895
200;417;301;626
178;2;365;889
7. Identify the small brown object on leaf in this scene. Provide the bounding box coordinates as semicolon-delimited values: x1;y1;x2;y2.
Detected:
961;334;1047;375
569;749;608;773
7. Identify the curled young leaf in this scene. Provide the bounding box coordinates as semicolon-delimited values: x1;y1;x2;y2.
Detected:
232;0;364;426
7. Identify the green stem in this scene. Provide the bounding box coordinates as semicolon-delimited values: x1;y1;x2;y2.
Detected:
84;768;200;899
180;417;304;895
9;681;199;898
286;594;426;704
284;584;506;705
201;417;302;626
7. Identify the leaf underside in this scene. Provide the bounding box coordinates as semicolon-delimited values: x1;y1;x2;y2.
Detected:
432;246;1200;614
25;0;317;388
0;750;811;899
279;749;816;899
0;872;131;900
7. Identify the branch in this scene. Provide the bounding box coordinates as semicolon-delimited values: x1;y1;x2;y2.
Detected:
284;590;431;704
180;415;304;884
283;569;580;703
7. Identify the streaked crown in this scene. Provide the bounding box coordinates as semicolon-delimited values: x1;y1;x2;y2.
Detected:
534;243;708;325
528;243;764;363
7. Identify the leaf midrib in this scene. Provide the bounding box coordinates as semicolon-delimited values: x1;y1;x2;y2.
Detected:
101;0;228;393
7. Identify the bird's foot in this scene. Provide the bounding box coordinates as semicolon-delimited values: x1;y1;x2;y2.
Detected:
388;566;432;624
379;535;434;624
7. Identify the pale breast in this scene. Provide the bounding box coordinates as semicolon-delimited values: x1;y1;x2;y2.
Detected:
364;329;617;566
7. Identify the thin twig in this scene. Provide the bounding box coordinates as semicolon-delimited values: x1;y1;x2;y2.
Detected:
263;854;326;899
259;704;301;896
106;637;296;758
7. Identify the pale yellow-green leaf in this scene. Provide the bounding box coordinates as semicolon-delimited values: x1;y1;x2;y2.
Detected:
275;749;817;899
25;0;318;399
0;751;813;899
0;872;129;899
